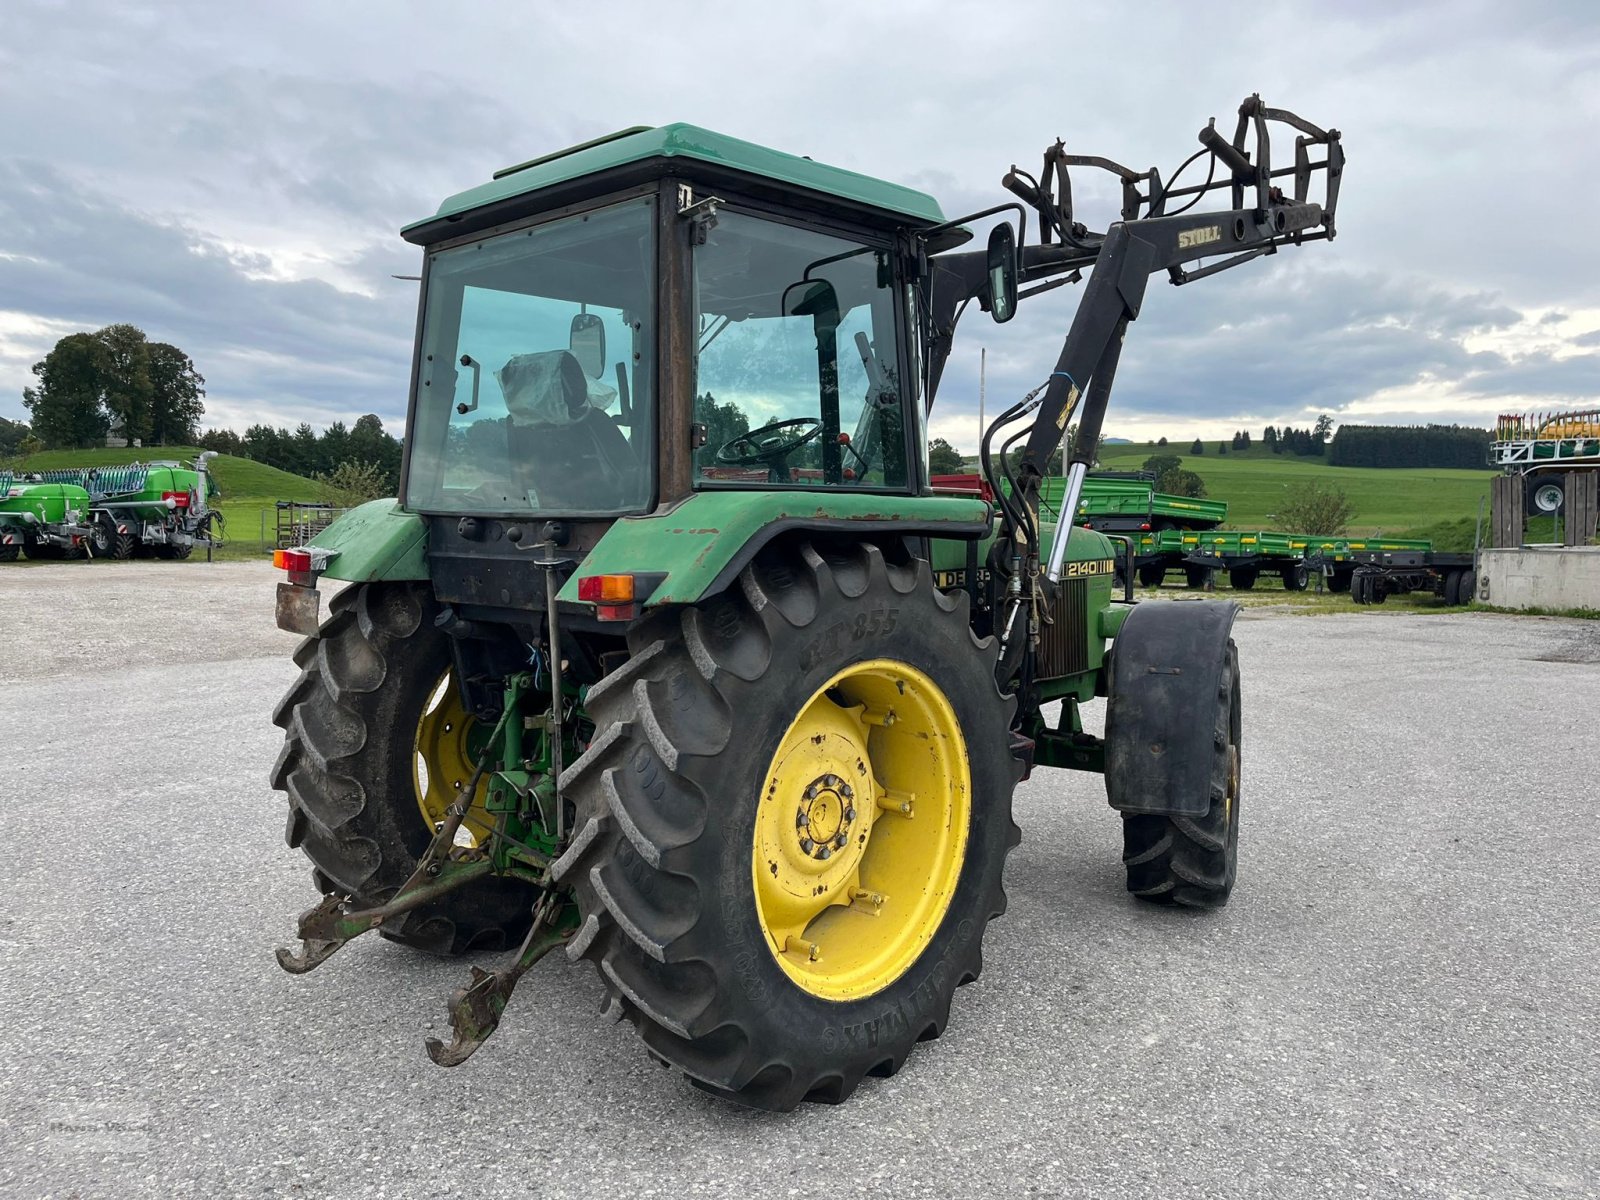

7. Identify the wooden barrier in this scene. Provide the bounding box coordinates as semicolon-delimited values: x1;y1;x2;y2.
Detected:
1565;470;1599;546
1491;474;1523;548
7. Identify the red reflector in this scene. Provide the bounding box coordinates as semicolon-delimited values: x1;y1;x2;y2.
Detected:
1140;523;1151;531
276;548;311;572
596;602;637;622
837;432;851;444
161;491;190;507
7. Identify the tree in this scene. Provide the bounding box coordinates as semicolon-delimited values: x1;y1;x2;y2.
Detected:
23;333;112;448
1240;430;1251;450
694;392;750;467
1157;436;1168;446
1276;480;1356;535
1140;453;1205;497
1313;414;1335;444
316;460;391;507
928;437;964;475
97;323;155;445
1217;441;1228;455
348;413;403;490
1190;438;1204;455
198;427;244;455
1262;425;1278;452
0;416;29;457
1142;453;1182;478
146;342;206;444
22;326;206;449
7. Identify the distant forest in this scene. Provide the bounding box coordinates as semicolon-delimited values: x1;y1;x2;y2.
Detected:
1328;424;1491;469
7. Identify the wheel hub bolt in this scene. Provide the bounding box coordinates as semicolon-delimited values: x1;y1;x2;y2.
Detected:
799;837;815;854
834;834;848;849
818;846;832;860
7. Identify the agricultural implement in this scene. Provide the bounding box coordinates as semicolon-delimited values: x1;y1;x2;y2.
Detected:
1491;408;1600;521
0;473;93;560
40;454;222;559
1047;471;1229;533
271;97;1344;1108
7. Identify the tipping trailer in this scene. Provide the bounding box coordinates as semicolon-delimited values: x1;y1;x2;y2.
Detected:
1037;471;1229;533
267;97;1343;1109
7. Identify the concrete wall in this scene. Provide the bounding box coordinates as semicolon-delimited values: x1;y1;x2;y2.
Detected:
1479;547;1600;610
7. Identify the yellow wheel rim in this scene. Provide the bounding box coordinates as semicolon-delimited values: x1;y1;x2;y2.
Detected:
413;671;493;848
752;658;971;1001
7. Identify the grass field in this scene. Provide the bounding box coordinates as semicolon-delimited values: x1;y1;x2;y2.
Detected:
4;446;321;560
1097;442;1497;545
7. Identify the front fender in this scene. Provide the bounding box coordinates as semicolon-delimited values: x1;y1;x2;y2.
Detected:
309;498;429;582
1104;599;1240;816
559;491;992;607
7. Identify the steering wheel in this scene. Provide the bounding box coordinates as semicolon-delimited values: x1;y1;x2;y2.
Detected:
714;417;823;467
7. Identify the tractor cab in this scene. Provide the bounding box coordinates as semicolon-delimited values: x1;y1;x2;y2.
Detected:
397;125;997;555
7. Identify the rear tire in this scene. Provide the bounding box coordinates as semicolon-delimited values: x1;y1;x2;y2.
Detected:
554;541;1021;1111
1527;473;1566;516
1327;570;1351;594
1228;568;1258;591
1184;565;1209;589
154;542;193;560
1137;564;1167;588
91;516;137;561
0;545;17;563
1121;641;1241;908
1280;562;1310;592
270;581;535;954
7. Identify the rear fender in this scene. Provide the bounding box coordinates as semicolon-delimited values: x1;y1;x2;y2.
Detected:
559;492;991;607
1105;599;1239;816
310;498;429;583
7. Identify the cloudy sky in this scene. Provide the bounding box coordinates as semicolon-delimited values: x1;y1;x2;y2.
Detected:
2;0;1597;451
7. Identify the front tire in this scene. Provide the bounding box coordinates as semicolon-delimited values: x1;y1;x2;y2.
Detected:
1121;640;1241;908
1228;567;1258;591
554;541;1021;1111
270;582;535;954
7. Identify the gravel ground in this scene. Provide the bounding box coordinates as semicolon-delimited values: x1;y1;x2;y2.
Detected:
1;562;1595;1199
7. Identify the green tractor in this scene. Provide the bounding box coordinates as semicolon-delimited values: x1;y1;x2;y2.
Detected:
273;99;1342;1109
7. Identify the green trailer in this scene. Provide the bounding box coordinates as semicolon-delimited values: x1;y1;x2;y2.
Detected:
1126;528;1475;603
1037;472;1229;532
0;477;95;560
38;454;222;559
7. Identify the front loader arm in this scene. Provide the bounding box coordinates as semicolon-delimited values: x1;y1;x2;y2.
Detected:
943;94;1342;583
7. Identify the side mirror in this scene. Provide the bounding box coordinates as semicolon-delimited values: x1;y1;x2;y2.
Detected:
986;222;1019;324
569;313;606;379
782;278;841;333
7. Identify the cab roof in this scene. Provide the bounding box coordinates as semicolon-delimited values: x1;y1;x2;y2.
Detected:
402;123;945;245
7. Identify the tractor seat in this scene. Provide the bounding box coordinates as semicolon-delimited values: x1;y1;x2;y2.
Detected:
498;350;636;510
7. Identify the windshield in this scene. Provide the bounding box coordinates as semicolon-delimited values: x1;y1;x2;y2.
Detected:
693;212;909;490
404;197;655;516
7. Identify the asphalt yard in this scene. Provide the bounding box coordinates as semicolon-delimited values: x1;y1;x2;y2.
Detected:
1;562;1595;1198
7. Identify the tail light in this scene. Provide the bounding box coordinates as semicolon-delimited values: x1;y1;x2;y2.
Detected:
273;546;337;586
